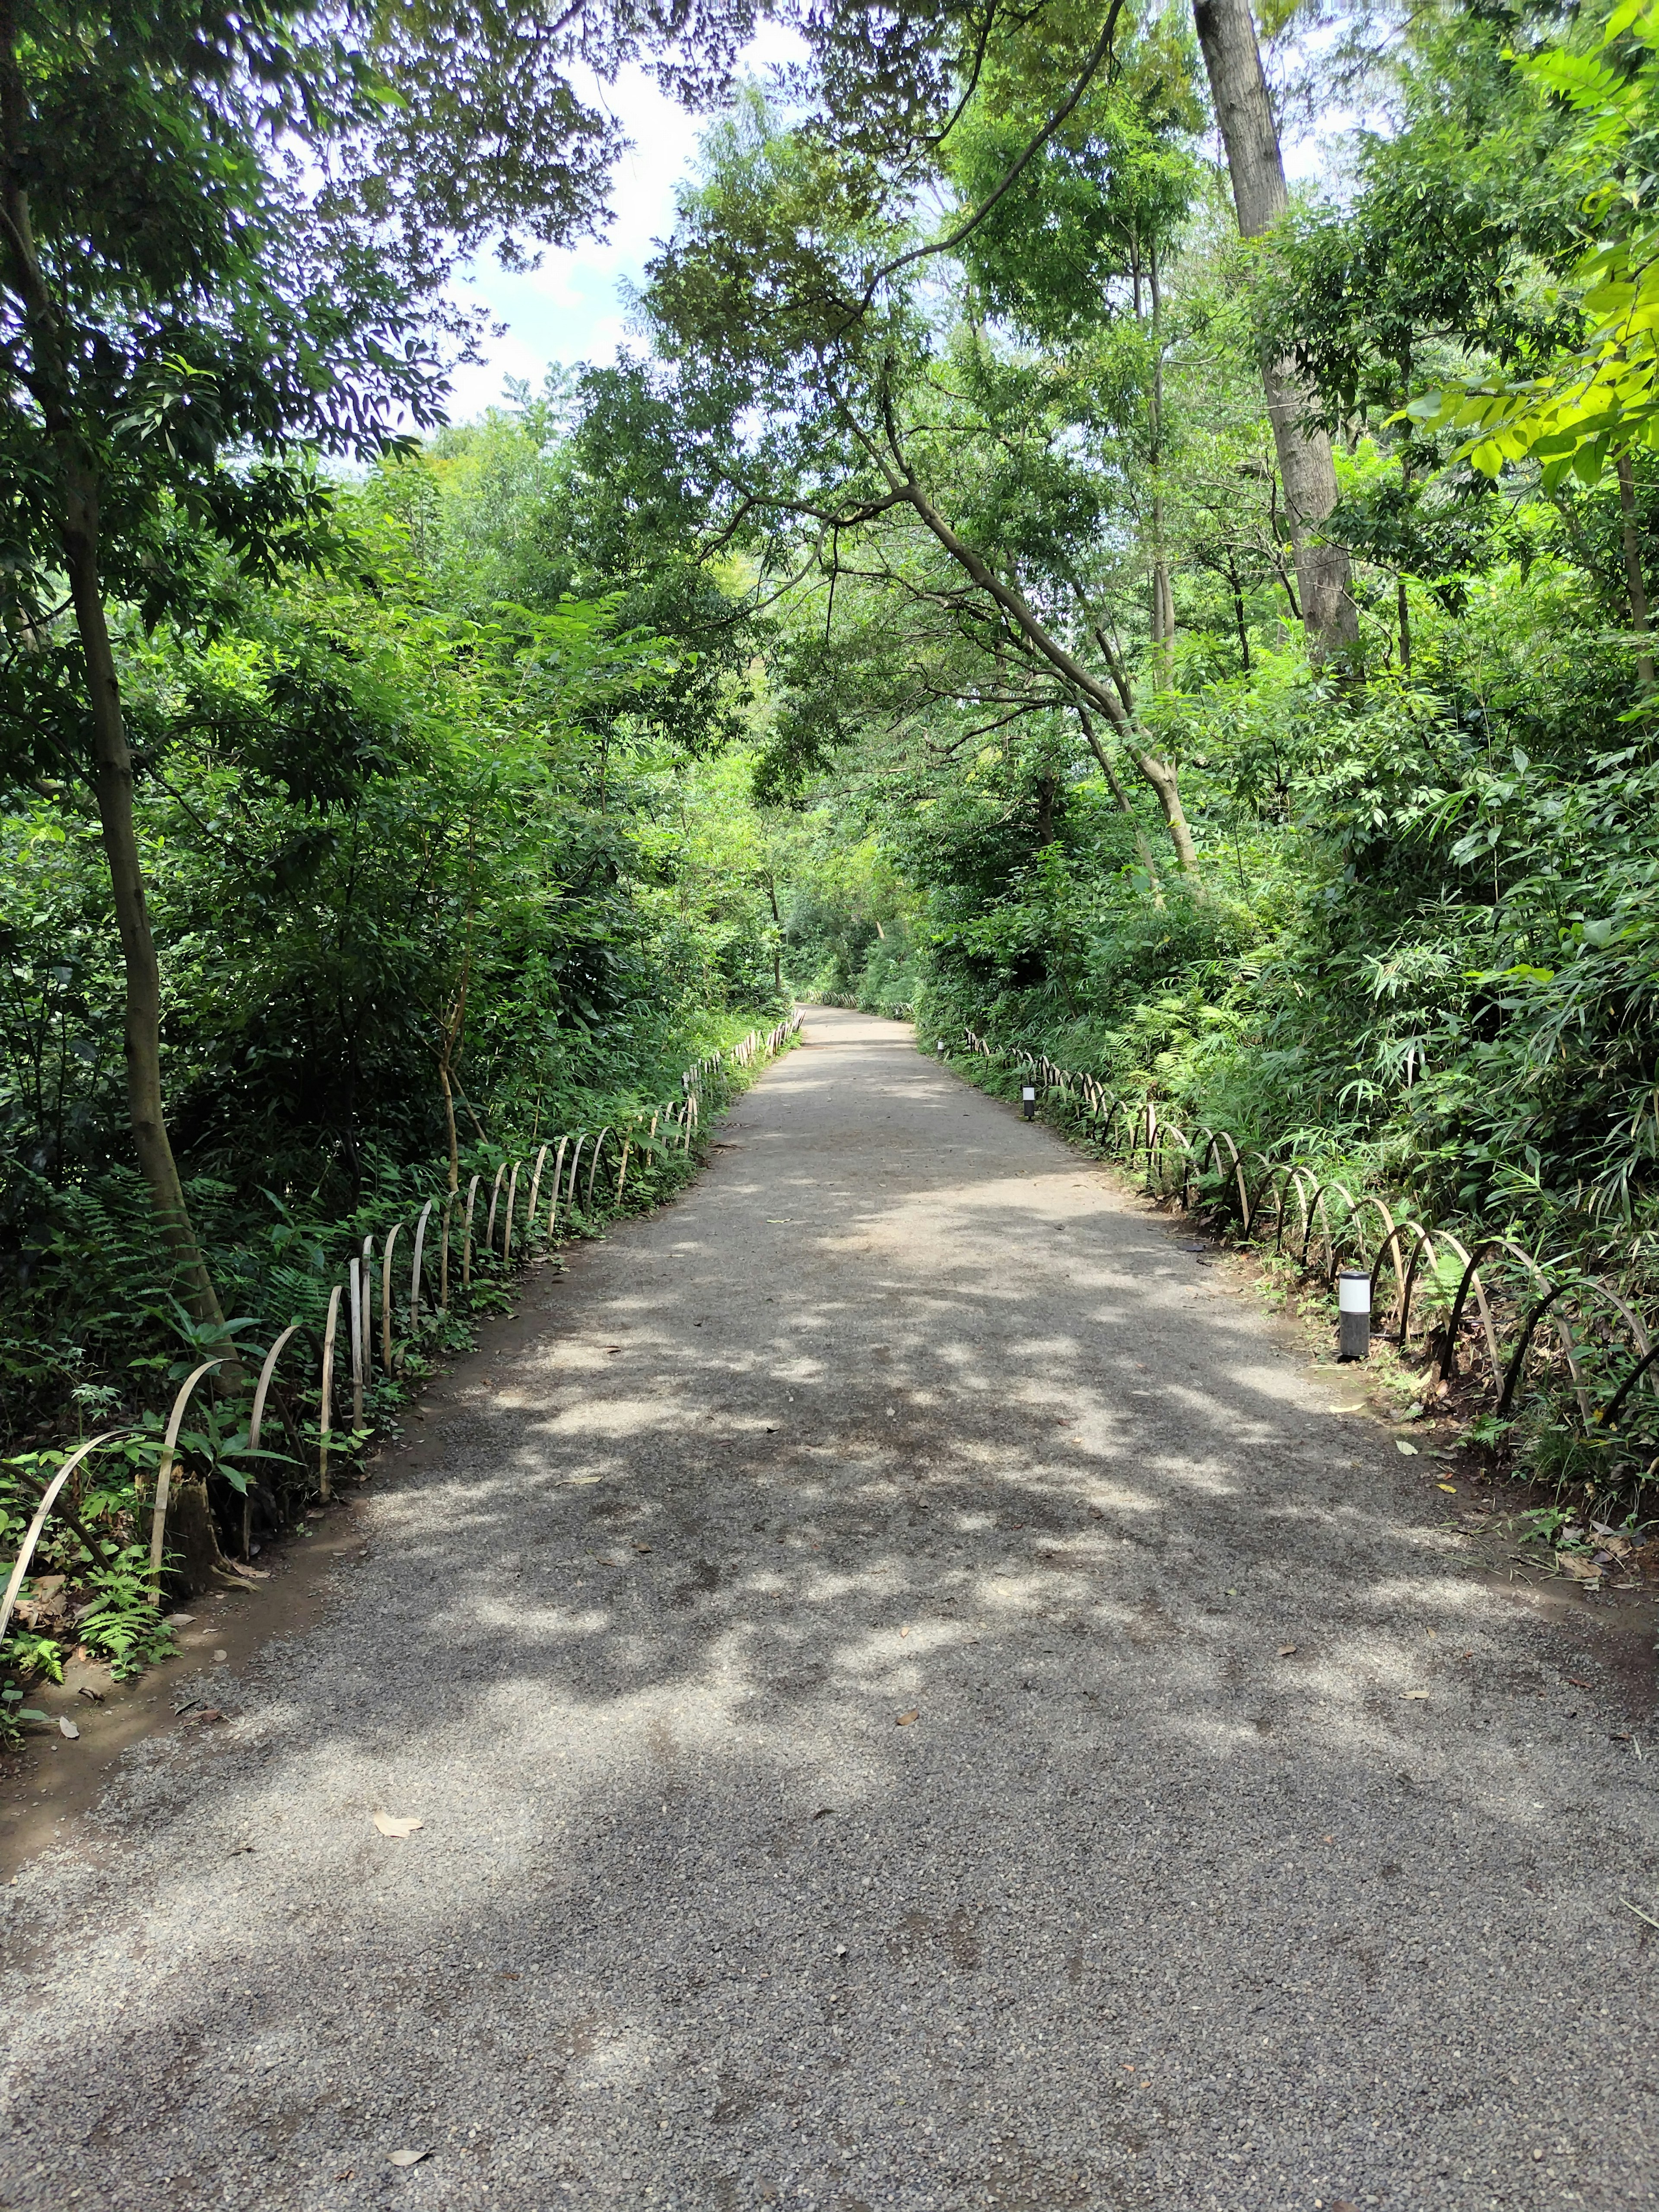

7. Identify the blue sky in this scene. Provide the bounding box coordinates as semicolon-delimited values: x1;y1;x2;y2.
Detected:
445;35;806;421
442;36;1329;425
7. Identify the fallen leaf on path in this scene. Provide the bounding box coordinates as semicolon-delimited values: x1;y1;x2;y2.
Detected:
388;2149;430;2168
1558;1555;1602;1582
57;1717;78;1740
1622;1897;1659;1931
170;1613;196;1626
1567;1677;1591;1688
811;1806;833;1819
1437;1483;1457;1494
76;1685;104;1703
633;1543;652;1554
1395;1440;1418;1456
1277;1645;1298;1657
899;1625;910;1637
1401;1689;1430;1700
896;1710;919;1726
373;1810;424;1838
196;1708;225;1725
226;1561;270;1581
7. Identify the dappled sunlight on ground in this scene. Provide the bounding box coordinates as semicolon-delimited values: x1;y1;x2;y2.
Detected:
1;1010;1653;2212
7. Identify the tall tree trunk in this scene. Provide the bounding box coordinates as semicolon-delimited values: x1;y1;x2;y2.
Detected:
1616;453;1656;688
1192;0;1358;657
893;474;1202;878
61;480;226;1330
1149;246;1174;685
0;36;226;1331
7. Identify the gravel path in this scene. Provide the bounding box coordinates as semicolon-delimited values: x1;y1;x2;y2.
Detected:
2;1007;1656;2212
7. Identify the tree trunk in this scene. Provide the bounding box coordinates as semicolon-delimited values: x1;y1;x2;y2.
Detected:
1192;0;1357;656
896;477;1201;879
0;22;227;1334
61;485;226;1330
1616;453;1656;688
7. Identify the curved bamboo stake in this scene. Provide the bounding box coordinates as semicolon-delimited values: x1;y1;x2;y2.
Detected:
586;1129;611;1213
439;1191;455;1313
565;1135;590;1218
246;1323;302;1559
1298;1183;1337;1278
348;1254;364;1427
546;1136;571;1233
502;1160;521;1264
0;1432;124;1650
1422;1231;1500;1379
461;1173;480;1290
484;1163;507;1258
1280;1168;1315;1257
1433;1238;1529;1386
1374;1220;1434;1343
1497;1284;1588;1417
1201;1131;1252;1233
318;1282;343;1501
359;1234;375;1376
409;1199;433;1333
1347;1193;1398;1285
381;1221;404;1373
148;1359;227;1602
1597;1338;1659;1429
1239;1153;1280;1241
525;1144;550;1239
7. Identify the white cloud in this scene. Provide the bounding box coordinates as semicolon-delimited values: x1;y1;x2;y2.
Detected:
443;24;804;423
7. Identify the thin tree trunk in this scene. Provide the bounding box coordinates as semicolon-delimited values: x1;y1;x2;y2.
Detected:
62;494;224;1324
1396;575;1411;676
1192;0;1357;656
1149;245;1173;685
1616;453;1656;687
0;39;226;1330
896;476;1202;877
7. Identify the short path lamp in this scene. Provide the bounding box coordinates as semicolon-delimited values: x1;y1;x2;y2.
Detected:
936;1038;946;1056
1338;1268;1372;1361
1021;1084;1037;1122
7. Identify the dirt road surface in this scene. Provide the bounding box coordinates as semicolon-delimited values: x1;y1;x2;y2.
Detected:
2;1007;1654;2211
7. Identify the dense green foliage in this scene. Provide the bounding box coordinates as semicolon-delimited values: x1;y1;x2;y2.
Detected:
1;411;791;1452
9;0;1659;1687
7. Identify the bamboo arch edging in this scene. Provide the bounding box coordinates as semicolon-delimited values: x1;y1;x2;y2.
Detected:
245;1323;302;1558
525;1144;550;1241
0;1431;125;1651
502;1160;521;1264
484;1163;507;1258
147;1358;227;1603
381;1222;404;1374
409;1200;433;1335
968;1030;1659;1446
318;1283;343;1500
585;1129;612;1212
461;1173;481;1290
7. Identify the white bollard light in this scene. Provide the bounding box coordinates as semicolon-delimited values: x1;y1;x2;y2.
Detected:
1021;1085;1037;1122
936;1038;946;1055
1338;1267;1372;1361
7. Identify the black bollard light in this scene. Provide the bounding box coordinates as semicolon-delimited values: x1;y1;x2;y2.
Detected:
1021;1084;1037;1121
1337;1267;1372;1361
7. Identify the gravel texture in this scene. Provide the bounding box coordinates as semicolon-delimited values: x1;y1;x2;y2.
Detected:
2;1007;1656;2212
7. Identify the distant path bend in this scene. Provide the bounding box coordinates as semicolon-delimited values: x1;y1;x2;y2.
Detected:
2;1006;1654;2211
